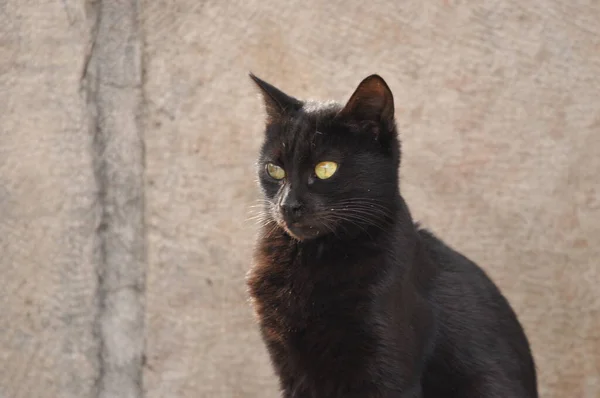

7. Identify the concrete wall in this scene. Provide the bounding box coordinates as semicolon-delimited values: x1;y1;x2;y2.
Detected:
1;1;599;397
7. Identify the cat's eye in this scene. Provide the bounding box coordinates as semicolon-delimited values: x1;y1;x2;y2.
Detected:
266;163;286;180
315;161;338;180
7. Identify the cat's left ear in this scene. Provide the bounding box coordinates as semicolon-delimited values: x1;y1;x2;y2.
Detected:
338;74;395;129
249;73;302;121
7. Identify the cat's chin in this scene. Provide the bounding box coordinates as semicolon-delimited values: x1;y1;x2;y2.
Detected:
280;221;323;241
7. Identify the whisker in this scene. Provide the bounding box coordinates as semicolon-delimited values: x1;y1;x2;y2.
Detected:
329;207;392;218
330;200;393;211
247;203;271;209
316;218;338;238
333;197;390;205
265;221;281;237
320;212;390;235
332;203;393;213
314;207;393;222
319;214;375;237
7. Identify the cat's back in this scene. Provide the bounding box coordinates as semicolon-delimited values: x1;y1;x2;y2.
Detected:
416;227;525;331
415;227;538;397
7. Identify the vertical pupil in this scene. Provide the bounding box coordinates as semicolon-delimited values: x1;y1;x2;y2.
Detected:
316;162;336;179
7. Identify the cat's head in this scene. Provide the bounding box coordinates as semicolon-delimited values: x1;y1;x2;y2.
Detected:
251;74;401;241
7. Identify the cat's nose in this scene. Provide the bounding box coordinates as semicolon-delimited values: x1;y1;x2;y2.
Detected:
280;200;304;222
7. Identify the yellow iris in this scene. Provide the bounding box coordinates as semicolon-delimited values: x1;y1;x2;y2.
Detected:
266;163;285;180
315;161;338;179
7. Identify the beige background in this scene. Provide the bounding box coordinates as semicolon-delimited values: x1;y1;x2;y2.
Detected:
1;0;599;397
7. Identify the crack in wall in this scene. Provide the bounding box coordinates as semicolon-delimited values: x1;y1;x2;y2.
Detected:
82;0;106;395
83;0;146;397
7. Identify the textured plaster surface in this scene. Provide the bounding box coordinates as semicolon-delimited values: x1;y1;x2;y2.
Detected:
1;1;599;397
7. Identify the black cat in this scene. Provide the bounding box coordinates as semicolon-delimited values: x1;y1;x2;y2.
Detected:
246;74;538;398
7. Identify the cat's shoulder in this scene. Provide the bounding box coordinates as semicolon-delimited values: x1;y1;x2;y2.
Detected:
414;223;481;274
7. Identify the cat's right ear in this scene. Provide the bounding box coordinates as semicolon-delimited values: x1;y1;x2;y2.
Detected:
337;74;395;129
249;73;302;121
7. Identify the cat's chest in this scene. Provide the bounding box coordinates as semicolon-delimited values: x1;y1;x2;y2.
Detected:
253;250;337;329
249;239;374;347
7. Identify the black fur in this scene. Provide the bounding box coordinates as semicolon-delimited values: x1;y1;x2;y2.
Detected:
246;74;538;398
